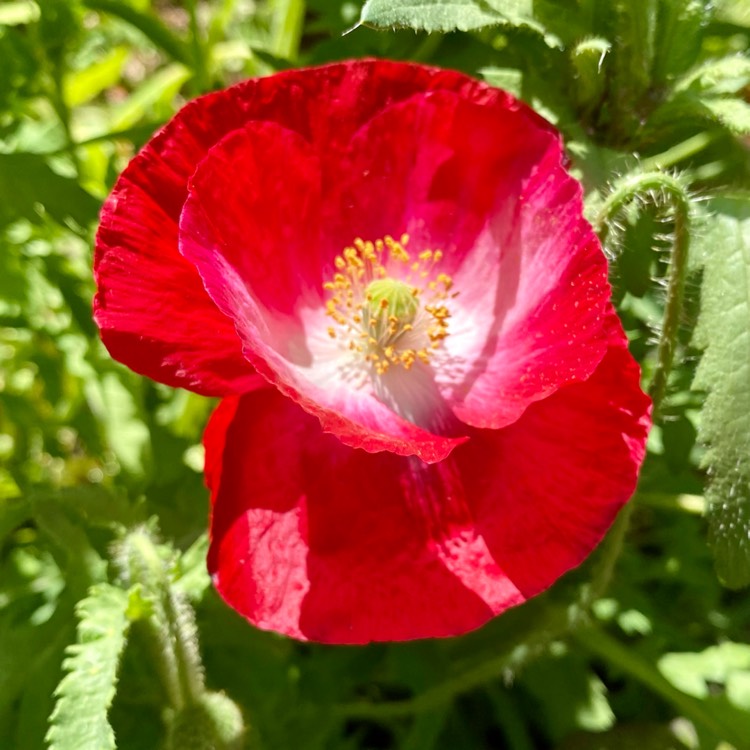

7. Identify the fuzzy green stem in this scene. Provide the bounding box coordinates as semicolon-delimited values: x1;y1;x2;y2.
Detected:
164;585;206;705
124;530;205;710
127;532;184;710
649;199;690;417
595;170;691;417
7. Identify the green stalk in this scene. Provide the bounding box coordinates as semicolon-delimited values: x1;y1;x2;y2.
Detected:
126;532;185;710
640;132;716;172
123;529;205;710
185;0;210;93
270;0;305;61
595;171;691;417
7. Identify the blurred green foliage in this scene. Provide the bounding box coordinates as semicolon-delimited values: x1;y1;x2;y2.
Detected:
1;1;750;748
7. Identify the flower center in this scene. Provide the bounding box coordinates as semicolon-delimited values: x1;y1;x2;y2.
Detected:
323;235;455;375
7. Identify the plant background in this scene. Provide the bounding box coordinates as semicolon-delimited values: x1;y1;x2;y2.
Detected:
1;1;750;748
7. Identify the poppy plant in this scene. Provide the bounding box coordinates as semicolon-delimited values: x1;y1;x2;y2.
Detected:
94;60;650;644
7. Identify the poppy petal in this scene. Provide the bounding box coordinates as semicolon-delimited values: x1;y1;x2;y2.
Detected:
459;344;651;598
181;121;465;463
93;60;479;394
321;89;613;430
205;344;649;643
205;390;514;643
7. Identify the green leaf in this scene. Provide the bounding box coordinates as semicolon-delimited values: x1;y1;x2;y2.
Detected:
693;197;750;588
659;642;750;700
359;0;552;38
0;1;40;25
63;47;130;108
702;97;750;134
360;0;504;31
84;373;151;477
678;55;750;95
651;0;710;85
571;37;611;111
0;154;99;230
46;584;131;750
108;63;192;130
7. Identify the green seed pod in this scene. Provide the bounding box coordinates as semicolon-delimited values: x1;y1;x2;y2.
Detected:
365;278;419;323
165;692;245;750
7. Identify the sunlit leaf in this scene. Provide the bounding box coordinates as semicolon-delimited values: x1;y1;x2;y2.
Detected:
702;97;750;134
0;1;40;26
659;642;750;699
108;63;192;130
693;197;750;588
46;584;130;750
63;47;130;108
358;0;556;42
84;374;151;477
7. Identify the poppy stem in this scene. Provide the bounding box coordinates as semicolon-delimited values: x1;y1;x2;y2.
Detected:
594;170;692;418
118;527;206;710
650;195;690;417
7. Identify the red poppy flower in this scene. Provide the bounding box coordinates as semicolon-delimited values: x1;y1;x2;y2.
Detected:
94;60;650;644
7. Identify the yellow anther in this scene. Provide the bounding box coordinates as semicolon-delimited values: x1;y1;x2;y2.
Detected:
322;233;456;374
437;273;453;291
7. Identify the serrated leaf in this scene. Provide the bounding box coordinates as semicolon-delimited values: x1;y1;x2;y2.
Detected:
702;97;750;135
47;584;131;750
678;55;750;95
358;0;555;41
693;197;750;588
360;0;506;31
